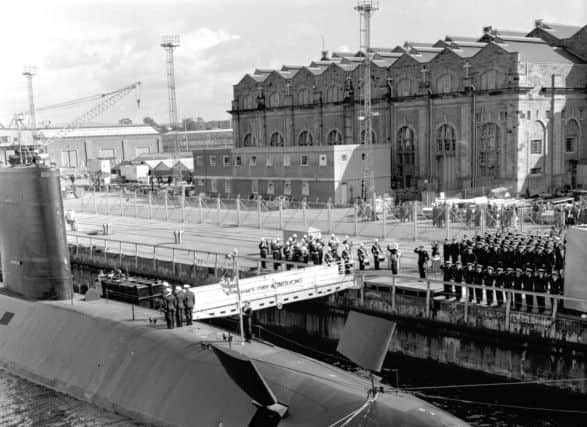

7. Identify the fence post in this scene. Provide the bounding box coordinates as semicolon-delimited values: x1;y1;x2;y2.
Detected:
172;248;176;273
464;286;469;323
551;297;559;323
120;190;124;217
217;196;222;226
353;204;358;236
119;241;123;267
153;246;157;271
236;194;241;227
425;278;431;318
391;274;397;313
106;191;111;216
104;239;108;263
214;253;219;280
519;206;525;233
198;194;204;224
445;203;450;239
327;201;332;234
279;198;284;231
505;291;511;330
480;204;486;234
134;191;138;218
135;243;139;269
164;191;169;221
257;196;262;229
181;186;186;223
413;201;418;242
302;200;307;230
92;186;97;214
382;202;387;239
148;192;152;219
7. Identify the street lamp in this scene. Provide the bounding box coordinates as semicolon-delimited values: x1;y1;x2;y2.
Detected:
226;248;245;343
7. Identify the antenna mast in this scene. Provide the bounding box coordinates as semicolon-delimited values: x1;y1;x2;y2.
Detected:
355;0;379;202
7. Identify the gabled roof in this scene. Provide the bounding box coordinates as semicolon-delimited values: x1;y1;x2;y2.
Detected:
305;66;327;75
372;51;403;59
407;51;439;63
281;65;303;71
153;161;172;170
340;56;365;63
254;68;274;75
445;35;479;43
310;59;342;66
449;45;484;58
500;40;583;63
172;159;194;171
39;125;159;139
533;20;584;39
372;59;397;68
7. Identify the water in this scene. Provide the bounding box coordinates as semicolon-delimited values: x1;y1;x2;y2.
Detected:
0;369;141;427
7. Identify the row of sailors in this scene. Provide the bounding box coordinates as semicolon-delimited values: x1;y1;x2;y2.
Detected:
440;233;565;274
161;283;196;329
439;261;564;313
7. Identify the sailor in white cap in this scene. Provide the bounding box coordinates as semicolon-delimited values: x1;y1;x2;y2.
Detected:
174;285;185;327
183;284;195;325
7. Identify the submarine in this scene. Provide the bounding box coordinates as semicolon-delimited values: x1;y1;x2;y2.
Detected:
0;165;469;426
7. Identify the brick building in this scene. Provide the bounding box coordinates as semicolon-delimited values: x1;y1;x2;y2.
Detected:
220;19;587;200
161;129;233;153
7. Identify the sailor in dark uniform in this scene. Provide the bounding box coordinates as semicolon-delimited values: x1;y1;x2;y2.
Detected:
548;270;563;310
357;243;368;271
464;262;475;302
174;285;185;327
183;284;195;325
523;267;535;313
341;244;352;275
473;264;484;304
371;239;384;270
163;288;176;329
534;268;547;313
512;267;524;311
259;238;268;269
440;260;453;299
494;266;505;306
242;301;253;343
484;265;495;306
452;260;464;301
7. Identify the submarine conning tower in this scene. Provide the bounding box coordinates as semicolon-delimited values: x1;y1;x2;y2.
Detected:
0;166;72;300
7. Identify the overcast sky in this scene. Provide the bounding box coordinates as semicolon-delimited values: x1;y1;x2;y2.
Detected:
1;0;585;128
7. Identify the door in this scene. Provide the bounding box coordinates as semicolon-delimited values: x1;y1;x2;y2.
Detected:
438;156;457;191
340;183;348;206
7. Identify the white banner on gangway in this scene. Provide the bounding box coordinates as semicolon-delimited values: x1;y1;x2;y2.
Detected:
192;264;357;320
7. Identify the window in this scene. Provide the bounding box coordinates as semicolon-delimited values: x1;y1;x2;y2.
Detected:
499;111;508;121
319;154;327;166
475;112;482;122
327;129;342;145
297;88;312;105
251;179;258;194
480;70;498;90
223;155;231;167
478;123;500;177
267;181;275;195
300;155;309;166
249;156;257;167
326;86;342;103
565;120;579;153
341;154;348;161
209;155;217;167
99;148;115;158
530;139;542;154
396;79;413;97
361;153;367;161
298;130;313;146
210;179;218;193
283;154;291;166
268;92;280;108
243;133;256;147
266;156;273;167
61;150;78;168
527;111;531;120
284;180;292;195
235;156;242;166
269;132;284;147
530;167;542;175
397;127;416;178
301;181;310;196
135;146;150;156
360;129;376;144
196;155;204;167
436;124;456;154
224;180;231;194
436;74;453;93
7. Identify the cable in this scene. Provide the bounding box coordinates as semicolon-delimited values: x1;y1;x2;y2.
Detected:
413;392;587;415
328;395;375;427
402;377;587;391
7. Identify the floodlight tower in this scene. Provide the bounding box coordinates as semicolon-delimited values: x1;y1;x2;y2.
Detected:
160;35;180;129
22;66;37;130
355;0;379;202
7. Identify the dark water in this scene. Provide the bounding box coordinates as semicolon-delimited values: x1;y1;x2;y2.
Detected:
0;368;141;427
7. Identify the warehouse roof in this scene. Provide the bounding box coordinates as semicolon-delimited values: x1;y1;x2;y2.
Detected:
39;125;159;139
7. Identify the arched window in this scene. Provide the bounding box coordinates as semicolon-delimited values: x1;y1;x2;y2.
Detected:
436;74;453;93
478;123;500;177
326;85;342;103
298;130;313;146
480;70;499;90
297;89;311;105
327;129;342;145
436;124;456;154
268;92;280;108
396;79;413;97
269;132;285;147
243;133;257;147
397;126;416;186
565;119;579;154
360;129;377;144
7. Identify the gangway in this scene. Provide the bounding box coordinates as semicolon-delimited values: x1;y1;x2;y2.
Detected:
192;264;358;320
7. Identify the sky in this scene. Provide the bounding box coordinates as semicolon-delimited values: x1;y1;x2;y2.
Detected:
1;0;585;128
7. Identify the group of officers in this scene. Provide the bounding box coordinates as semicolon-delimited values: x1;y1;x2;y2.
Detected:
438;231;566;312
258;234;355;274
161;283;196;329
